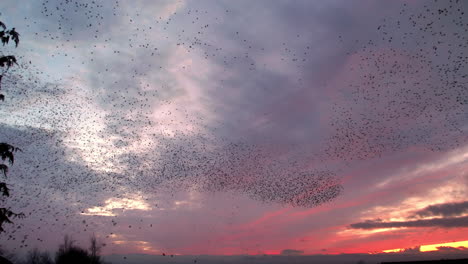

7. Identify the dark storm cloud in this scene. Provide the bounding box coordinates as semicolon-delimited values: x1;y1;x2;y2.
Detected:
413;201;468;218
349;216;468;229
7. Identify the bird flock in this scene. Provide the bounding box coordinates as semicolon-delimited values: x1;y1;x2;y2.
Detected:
0;0;466;255
327;0;467;161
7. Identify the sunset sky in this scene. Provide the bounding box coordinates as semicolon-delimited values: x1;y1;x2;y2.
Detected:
0;0;467;259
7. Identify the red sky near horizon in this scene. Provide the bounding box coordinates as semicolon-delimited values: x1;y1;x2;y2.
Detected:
0;0;467;257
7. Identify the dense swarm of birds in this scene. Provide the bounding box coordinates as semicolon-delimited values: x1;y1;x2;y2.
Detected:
327;0;468;161
0;0;466;256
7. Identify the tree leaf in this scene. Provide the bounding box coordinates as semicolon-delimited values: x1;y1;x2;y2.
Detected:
0;164;8;177
8;28;19;47
0;182;10;197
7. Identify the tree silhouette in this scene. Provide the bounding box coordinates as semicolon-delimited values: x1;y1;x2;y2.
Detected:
53;235;108;264
0;21;20;100
0;22;19;48
55;235;87;264
0;255;13;264
55;246;91;264
0;246;14;264
23;248;53;264
0;19;24;234
89;233;105;264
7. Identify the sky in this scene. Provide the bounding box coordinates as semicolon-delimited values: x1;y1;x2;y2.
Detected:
0;0;467;260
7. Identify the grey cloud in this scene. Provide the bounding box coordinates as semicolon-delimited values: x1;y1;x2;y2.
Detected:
280;249;304;256
36;0;349;209
0;124;117;250
436;246;468;252
28;0;123;43
400;246;421;253
349;216;468;229
413;201;468;218
175;0;468;163
3;0;468;256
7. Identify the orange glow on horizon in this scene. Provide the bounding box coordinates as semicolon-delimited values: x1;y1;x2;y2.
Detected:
421;241;468;252
262;250;281;255
382;240;468;253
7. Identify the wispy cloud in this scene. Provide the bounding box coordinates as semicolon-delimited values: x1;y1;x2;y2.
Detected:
350;216;468;229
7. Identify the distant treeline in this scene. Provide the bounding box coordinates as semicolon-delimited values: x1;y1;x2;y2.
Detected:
0;234;110;264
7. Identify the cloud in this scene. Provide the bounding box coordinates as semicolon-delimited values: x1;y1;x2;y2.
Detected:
349;216;468;229
413;201;468;218
280;249;304;256
401;246;420;253
2;0;468;257
436;246;468;252
82;196;151;216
